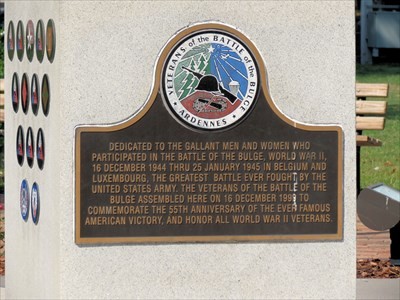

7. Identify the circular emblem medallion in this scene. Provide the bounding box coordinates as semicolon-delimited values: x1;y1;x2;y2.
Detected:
31;74;40;115
16;126;25;166
26;20;35;62
16;21;25;61
12;73;19;113
41;74;50;116
36;20;45;63
7;21;15;61
21;73;30;114
37;128;45;170
46;19;56;63
162;30;259;131
31;182;40;224
20;179;30;221
26;127;35;168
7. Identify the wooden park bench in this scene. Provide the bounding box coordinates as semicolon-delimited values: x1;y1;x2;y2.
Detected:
356;83;389;193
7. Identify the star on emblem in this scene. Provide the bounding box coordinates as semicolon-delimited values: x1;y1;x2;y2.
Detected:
207;45;214;53
27;28;33;49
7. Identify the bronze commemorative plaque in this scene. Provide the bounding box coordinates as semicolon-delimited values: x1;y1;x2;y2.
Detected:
75;23;343;244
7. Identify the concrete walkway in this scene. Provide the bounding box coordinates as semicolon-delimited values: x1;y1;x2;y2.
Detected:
0;276;4;300
357;279;400;300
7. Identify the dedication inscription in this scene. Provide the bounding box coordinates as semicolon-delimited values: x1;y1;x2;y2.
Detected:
75;23;343;244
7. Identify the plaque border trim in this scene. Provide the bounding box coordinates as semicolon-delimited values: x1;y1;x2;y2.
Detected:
74;22;343;244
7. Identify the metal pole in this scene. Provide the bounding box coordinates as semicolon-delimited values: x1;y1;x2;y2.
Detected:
360;0;373;64
390;221;400;265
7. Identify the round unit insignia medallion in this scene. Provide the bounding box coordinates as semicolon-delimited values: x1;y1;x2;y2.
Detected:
16;126;25;166
31;74;40;115
37;128;45;170
7;21;15;61
26;20;35;62
36;20;45;63
21;73;30;114
26;127;35;168
41;74;50;116
46;19;56;63
16;21;24;61
162;30;259;131
20;179;30;221
31;182;40;224
12;73;19;113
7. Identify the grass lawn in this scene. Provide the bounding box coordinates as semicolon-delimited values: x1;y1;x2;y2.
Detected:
356;64;400;190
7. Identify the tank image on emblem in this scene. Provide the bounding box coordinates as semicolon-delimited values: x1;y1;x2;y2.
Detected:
16;126;24;166
7;21;15;61
37;128;45;170
16;20;24;61
31;74;40;115
36;20;45;63
20;179;30;222
26;127;35;168
11;73;19;113
21;73;30;114
41;74;50;116
26;20;35;62
46;19;56;62
31;182;40;224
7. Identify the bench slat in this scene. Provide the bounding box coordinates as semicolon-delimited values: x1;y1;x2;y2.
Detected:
0;94;4;108
356;100;387;115
0;110;4;123
356;135;382;147
356;116;385;130
0;79;4;93
356;83;389;98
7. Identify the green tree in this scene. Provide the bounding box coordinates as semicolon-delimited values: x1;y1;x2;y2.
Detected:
198;54;207;74
178;73;194;100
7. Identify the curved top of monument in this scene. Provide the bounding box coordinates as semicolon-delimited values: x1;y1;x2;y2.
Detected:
75;21;342;136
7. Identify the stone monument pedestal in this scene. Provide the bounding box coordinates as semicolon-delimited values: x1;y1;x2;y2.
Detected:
5;1;356;299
